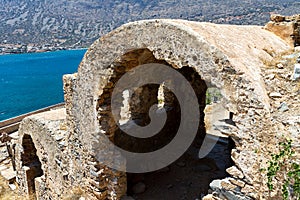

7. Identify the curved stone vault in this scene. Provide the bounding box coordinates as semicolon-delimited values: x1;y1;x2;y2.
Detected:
14;19;298;200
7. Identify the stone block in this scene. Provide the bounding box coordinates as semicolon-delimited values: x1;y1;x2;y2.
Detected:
226;166;244;179
229;179;246;188
270;14;285;22
1;167;16;182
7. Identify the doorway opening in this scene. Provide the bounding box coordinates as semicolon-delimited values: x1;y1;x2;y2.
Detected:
21;134;43;199
96;48;235;199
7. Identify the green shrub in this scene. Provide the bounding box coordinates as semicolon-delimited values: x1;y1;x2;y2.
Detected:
265;139;300;200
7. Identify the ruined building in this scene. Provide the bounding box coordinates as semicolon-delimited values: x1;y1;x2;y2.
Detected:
4;15;300;200
265;14;300;47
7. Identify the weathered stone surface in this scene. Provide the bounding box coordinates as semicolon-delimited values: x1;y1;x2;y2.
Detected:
202;194;222;200
204;102;230;138
209;179;222;191
8;183;16;190
231;180;246;189
293;63;300;80
226;166;244;179
66;19;288;199
15;108;68;200
8;18;300;200
209;178;252;200
241;184;256;198
1;167;16;182
265;14;300;47
269;92;282;98
278;102;289;112
270;14;285;22
221;179;238;191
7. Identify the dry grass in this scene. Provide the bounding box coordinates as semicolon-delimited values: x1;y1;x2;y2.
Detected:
62;187;86;200
0;177;86;200
0;176;20;200
262;49;296;69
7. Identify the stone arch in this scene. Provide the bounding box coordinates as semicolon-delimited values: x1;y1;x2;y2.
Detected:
71;21;243;198
96;48;209;153
68;19;291;199
74;20;243;151
16;109;68;200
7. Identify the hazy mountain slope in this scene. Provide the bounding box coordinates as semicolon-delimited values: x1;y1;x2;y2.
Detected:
0;0;299;48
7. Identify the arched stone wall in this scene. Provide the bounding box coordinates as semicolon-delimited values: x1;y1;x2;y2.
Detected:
16;109;69;199
66;19;290;199
73;20;242;155
15;19;293;200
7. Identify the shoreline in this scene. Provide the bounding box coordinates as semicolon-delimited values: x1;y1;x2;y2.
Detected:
0;48;86;121
0;47;88;56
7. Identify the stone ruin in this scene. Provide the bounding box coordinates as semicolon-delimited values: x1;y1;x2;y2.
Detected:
265;14;300;47
6;18;300;200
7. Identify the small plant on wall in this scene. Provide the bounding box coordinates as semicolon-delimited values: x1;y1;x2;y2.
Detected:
206;87;222;105
264;138;300;200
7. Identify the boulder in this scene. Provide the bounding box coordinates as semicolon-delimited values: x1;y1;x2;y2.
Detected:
270;14;285;22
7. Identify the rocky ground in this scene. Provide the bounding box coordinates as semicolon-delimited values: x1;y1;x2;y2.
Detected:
123;136;233;200
0;132;20;199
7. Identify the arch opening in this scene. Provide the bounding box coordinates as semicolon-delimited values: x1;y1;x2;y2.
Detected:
96;48;234;199
21;134;44;199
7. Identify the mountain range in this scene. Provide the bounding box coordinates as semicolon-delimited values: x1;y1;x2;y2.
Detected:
0;0;299;49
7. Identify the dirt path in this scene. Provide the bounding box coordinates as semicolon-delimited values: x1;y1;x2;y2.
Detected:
127;137;233;200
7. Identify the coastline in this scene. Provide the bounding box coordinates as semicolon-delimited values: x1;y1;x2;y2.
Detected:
0;45;89;55
0;48;86;121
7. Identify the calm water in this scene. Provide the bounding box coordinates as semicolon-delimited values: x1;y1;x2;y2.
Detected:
0;49;86;121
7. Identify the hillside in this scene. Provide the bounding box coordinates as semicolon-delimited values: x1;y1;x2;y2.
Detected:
0;0;299;52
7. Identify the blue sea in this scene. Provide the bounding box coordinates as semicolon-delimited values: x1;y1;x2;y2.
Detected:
0;49;87;121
